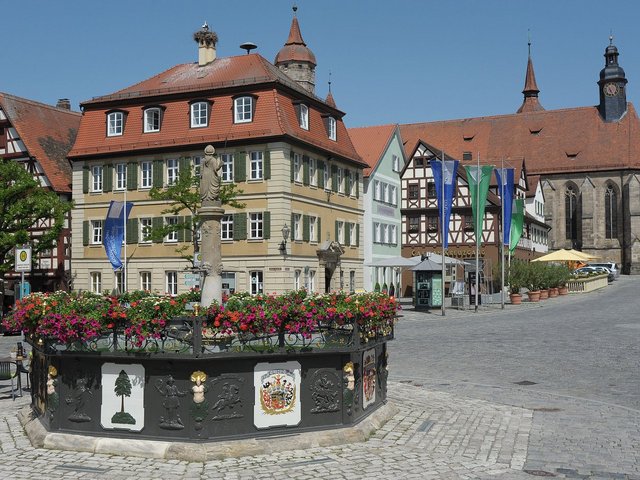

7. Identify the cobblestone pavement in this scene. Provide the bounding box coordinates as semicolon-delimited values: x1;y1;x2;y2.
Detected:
0;277;638;479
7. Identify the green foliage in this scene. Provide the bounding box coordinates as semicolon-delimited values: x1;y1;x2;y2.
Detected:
374;282;381;292
526;261;546;291
506;260;527;294
0;159;73;274
148;162;245;266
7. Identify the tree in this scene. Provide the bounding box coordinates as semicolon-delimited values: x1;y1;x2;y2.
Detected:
148;160;245;267
0;159;73;275
114;369;132;413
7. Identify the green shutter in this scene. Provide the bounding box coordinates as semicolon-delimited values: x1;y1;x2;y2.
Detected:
331;165;338;193
302;155;309;186
82;166;89;194
234;213;246;240
127;162;137;190
318;161;325;189
185;217;193;243
235;151;246;182
317;217;322;243
103;164;113;192
303;215;310;242
356;223;360;246
291;213;295;240
177;216;185;242
264;151;271;180
153;160;163;187
356;172;360;198
345;223;351;246
335;221;339;243
290;151;295;182
83;220;89;246
179;156;190;174
152;216;163;243
127;218;138;244
263;211;271;239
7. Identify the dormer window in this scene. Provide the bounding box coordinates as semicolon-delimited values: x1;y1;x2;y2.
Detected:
328;117;336;141
107;111;125;136
143;107;162;133
234;96;254;123
190;101;210;128
299;104;309;130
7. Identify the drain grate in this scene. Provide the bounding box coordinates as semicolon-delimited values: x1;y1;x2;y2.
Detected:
514;380;538;386
282;457;334;467
417;420;435;433
533;407;562;412
523;469;556;477
57;464;110;474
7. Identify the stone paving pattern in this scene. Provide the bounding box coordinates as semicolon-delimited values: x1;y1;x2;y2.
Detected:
0;276;638;479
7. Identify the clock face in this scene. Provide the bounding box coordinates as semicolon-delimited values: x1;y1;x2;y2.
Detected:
604;82;619;97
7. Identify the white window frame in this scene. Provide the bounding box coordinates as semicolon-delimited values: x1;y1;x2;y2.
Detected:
165;217;178;243
309;216;317;242
115;270;124;294
167;158;179;185
293;213;302;241
294;270;301;290
250;151;263;180
91;165;103;192
309;157;317;186
115;163;127;190
250;271;263;295
337;221;345;244
392;154;400;172
383;183;389;203
234;96;253;123
193;156;202;178
324;163;330;191
374;222;381;243
374;180;381;201
328;117;336;141
390;185;397;206
140;161;152;189
139;217;152;244
337;167;344;193
91;220;103;245
107;111;124;137
309;270;316;292
249;212;263;239
299;104;309;130
221;215;233;240
221;153;234;182
349;223;356;246
144;107;161;133
391;225;397;245
190;102;209;128
140;271;152;291
383;224;389;244
90;272;102;294
166;271;178;296
294;153;303;183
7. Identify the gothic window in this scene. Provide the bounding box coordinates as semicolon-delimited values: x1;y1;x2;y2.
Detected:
605;184;618;239
565;184;581;245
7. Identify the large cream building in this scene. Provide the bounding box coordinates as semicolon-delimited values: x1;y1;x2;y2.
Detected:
68;17;365;295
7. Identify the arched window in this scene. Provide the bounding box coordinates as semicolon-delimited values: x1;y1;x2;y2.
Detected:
565;184;581;247
604;184;618;239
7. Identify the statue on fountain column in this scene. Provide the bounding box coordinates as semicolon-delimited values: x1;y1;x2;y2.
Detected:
200;145;222;204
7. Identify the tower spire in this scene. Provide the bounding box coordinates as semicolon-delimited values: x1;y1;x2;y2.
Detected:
598;36;628;122
517;35;544;114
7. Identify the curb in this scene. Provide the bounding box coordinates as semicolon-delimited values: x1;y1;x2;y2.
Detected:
19;402;399;461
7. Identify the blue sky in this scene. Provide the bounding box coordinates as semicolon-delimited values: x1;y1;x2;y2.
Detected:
4;0;639;127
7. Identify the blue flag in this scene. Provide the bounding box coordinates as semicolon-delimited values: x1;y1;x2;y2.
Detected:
494;168;515;246
431;158;459;249
103;200;133;270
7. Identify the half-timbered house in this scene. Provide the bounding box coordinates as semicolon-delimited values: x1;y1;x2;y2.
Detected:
0;93;80;308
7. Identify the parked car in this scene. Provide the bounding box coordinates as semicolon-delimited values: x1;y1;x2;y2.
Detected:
573;266;614;282
588;262;619;279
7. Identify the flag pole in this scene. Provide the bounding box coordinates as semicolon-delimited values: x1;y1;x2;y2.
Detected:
441;151;446;317
475;152;480;312
500;158;505;309
123;185;127;293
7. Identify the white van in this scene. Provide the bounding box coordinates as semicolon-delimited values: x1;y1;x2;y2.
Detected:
588;262;619;279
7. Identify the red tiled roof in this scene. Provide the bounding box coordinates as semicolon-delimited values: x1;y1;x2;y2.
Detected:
0;92;81;193
69;54;363;166
399;103;640;176
348;124;397;177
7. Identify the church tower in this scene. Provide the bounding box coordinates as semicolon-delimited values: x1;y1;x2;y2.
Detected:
598;37;628;122
275;6;317;94
517;42;544;114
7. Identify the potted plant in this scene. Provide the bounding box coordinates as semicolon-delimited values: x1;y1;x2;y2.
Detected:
557;264;571;295
539;264;552;300
507;260;527;305
526;261;543;302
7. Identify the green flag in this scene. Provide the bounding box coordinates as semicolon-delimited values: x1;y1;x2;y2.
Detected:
509;198;525;252
464;165;494;243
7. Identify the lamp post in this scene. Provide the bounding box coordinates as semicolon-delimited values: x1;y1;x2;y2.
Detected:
279;223;290;255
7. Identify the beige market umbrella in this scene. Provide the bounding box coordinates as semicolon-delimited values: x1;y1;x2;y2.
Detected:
531;249;592;262
567;249;599;261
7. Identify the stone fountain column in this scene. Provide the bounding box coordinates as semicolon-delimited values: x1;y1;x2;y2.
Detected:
199;145;224;307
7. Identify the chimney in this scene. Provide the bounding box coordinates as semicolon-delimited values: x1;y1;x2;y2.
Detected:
56;98;71;110
193;22;218;66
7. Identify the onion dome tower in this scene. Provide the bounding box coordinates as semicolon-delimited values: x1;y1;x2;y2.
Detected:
598;36;628;122
275;6;317;94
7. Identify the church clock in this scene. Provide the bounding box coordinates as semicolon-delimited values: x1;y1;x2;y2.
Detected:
603;82;619;97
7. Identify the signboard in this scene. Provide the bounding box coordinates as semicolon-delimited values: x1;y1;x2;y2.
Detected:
431;276;443;307
15;246;32;272
193;252;202;267
184;273;200;287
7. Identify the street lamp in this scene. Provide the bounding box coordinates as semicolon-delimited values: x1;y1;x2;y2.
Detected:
279;223;290;255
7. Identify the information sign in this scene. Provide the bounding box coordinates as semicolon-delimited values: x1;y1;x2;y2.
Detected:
15;246;32;272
